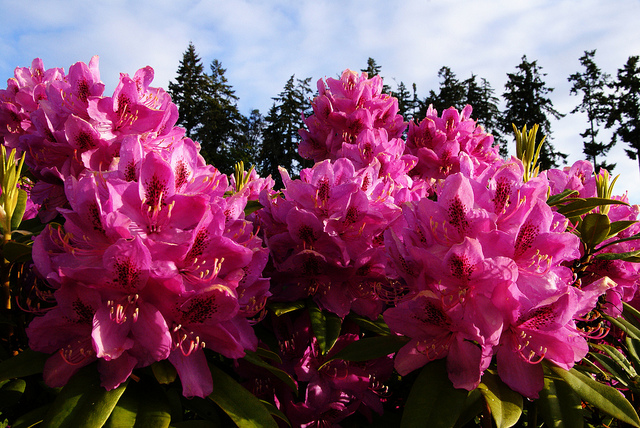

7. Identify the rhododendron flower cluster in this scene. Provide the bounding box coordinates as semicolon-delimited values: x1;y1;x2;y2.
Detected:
2;58;270;398
3;58;640;426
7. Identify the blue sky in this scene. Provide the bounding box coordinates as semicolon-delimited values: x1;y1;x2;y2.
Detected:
1;0;640;201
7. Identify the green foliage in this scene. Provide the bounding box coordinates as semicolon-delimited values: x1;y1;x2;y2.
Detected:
502;55;566;169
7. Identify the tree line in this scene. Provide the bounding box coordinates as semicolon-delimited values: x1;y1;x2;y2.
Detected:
168;43;640;182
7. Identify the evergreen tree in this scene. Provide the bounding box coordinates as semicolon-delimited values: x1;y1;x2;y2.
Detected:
391;81;418;120
464;74;506;156
361;57;391;93
260;75;313;187
607;55;640;175
231;109;264;170
568;50;615;172
168;42;209;139
419;66;467;117
502;55;566;169
197;59;246;170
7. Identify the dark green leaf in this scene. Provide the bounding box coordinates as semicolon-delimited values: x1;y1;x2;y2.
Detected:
547;363;640;427
254;347;282;365
2;241;32;263
477;372;523;428
623;302;640;323
587;352;626;386
556;197;627;218
104;384;139;428
327;335;409;363
43;364;128;428
604;315;640;340
547;189;579;206
0;378;26;409
0;349;48;382
307;301;342;355
170;421;221;428
607;220;637;238
626;336;640;367
400;359;468;428
595;249;640;262
10;188;28;230
242;350;298;395
260;400;291;427
592;343;637;378
11;405;49;428
580;213;610;250
453;389;484;428
244;200;263;216
538;371;583;428
151;360;178;385
134;380;172;428
346;313;392;336
268;301;305;317
208;364;278;428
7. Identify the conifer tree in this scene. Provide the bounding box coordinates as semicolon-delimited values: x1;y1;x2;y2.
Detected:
502;55;566;169
607;55;640;175
464;74;505;155
419;66;467;117
361;57;391;93
568;50;614;172
168;42;209;139
260;75;313;187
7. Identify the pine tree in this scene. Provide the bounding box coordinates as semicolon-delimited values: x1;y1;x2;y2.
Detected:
168;42;209;139
419;66;467;117
464;74;505;156
260;75;313;187
361;57;391;93
568;50;614;172
391;81;418;120
607;55;640;176
197;59;246;170
231;109;264;170
502;55;566;169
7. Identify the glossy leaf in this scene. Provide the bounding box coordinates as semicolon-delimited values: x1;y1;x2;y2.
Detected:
580;213;610;250
104;385;138;428
327;335;409;363
0;378;26;409
453;389;484;428
244;200;263;216
243;350;298;395
537;372;583;428
477;372;523;428
2;241;32;263
254;347;283;364
11;405;49;428
0;349;47;382
133;380;172;428
346;313;392;336
595;249;640;262
307;300;342;355
547;363;640;427
607;220;637;238
10;188;27;230
260;400;291;427
592;343;637;378
604;315;640;340
626;336;640;367
400;359;468;428
547;189;578;206
43;365;128;428
268;301;305;317
556;197;627;218
151;360;178;385
208;364;278;428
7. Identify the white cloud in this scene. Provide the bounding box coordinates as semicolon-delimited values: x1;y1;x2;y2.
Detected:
2;0;640;201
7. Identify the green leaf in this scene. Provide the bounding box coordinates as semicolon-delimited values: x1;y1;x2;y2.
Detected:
547;189;579;207
537;372;583;428
556;197;627;218
580;213;610;250
244;200;263;216
453;389;484;428
604;315;640;340
0;349;48;382
346;313;392;336
400;359;468;428
592;343;638;378
242;350;298;395
477;372;523;428
43;364;128;428
2;241;32;263
151;360;178;385
208;364;278;428
254;347;282;365
11;405;49;428
104;384;139;428
0;378;26;409
10;188;28;231
595;249;640;262
307;300;342;355
626;336;640;368
267;301;305;317
260;400;291;427
134;380;172;428
606;220;637;238
547;363;640;427
327;335;409;363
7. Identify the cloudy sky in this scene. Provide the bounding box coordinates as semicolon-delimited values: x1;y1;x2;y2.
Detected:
2;0;640;201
